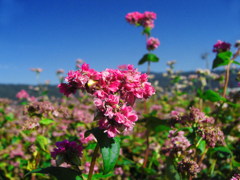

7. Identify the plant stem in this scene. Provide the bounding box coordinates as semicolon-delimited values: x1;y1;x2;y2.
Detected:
88;143;99;180
198;148;208;166
147;60;151;75
222;62;231;98
141;34;151;180
222;47;240;98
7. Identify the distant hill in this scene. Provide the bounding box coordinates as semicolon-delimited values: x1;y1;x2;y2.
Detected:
0;84;63;100
0;70;238;100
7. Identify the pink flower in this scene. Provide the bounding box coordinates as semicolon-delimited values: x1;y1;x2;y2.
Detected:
51;139;83;166
126;11;157;29
58;63;155;137
118;64;127;70
147;37;160;51
213;40;231;53
114;167;124;175
83;162;98;174
16;89;29;99
79;132;95;144
126;12;143;25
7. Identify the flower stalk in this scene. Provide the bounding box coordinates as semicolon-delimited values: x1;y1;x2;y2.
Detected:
88;144;100;180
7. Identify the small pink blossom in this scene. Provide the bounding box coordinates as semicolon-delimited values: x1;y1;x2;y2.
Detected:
213;40;231;53
147;37;160;51
118;64;127;70
16;89;29;99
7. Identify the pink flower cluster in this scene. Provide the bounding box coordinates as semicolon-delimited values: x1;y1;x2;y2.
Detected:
51;139;83;165
126;11;156;29
147;37;160;51
16;89;29;100
58;63;155;137
30;68;43;73
231;174;240;180
213;40;231;53
83;162;98;174
118;64;127;70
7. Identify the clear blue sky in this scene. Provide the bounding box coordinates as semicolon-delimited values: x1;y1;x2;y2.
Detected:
0;0;239;85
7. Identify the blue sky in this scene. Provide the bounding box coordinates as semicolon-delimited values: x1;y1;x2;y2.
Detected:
0;0;240;85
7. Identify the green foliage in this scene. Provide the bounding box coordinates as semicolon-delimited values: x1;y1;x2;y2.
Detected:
142;27;151;36
212;51;232;69
166;157;181;180
85;127;120;174
39;118;56;125
138;53;159;65
24;167;82;180
35;135;48;152
201;89;225;102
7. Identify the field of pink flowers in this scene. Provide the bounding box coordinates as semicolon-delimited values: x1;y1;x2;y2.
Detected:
1;11;240;180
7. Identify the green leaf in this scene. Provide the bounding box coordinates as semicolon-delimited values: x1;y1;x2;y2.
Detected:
201;90;226;102
174;127;194;135
171;76;180;83
212;51;232;69
143;115;169;131
154;125;172;132
0;168;10;180
5;113;14;121
166;157;181;180
232;60;240;65
232;158;240;167
35;135;48;152
85;127;120;174
82;172;114;180
197;140;206;153
210;146;232;155
56;154;65;166
39;118;55;125
70;154;81;166
138;53;159;65
24;167;82;180
141;27;151;36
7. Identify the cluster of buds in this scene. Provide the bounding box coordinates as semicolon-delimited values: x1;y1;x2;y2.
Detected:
23;101;56;117
126;11;156;29
56;69;64;75
22;117;40;131
161;130;192;157
169;107;225;148
147;37;160;51
169;106;215;127
197;126;226;147
58;63;155;137
188;74;198;81
51;140;83;166
0;98;12;106
76;59;84;65
231;174;240;180
16;89;29;100
213;40;231;53
30;68;43;73
177;158;200;178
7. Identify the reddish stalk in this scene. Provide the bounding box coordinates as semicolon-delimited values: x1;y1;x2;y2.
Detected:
141;34;151;180
223;47;240;98
88;143;99;180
